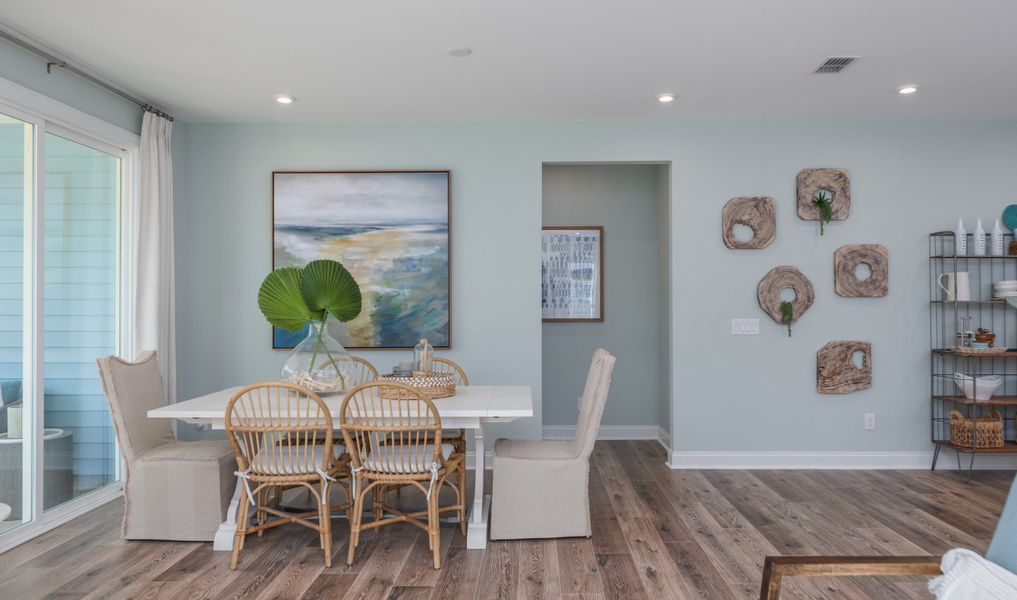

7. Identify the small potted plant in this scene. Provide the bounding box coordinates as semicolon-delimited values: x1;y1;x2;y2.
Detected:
812;190;833;235
258;259;362;393
780;301;794;337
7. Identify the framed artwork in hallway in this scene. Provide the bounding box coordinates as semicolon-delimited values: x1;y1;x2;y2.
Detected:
541;226;604;322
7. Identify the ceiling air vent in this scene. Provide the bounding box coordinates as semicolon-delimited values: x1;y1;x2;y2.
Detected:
812;56;859;74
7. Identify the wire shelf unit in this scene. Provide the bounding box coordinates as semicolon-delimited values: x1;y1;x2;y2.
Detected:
930;231;1017;477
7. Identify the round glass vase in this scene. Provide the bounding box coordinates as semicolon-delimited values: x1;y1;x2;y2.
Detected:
280;319;355;394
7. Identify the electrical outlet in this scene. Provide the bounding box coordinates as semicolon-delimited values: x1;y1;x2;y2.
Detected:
864;413;876;430
731;318;760;335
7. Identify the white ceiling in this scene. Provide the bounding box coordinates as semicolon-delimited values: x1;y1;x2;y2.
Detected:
2;0;1016;123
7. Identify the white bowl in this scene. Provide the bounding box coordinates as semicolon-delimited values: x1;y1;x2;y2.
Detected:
954;373;1002;401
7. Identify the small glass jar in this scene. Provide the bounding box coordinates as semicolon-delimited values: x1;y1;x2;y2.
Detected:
413;338;432;374
281;319;355;394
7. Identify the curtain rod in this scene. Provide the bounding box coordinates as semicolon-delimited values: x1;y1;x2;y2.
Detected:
0;28;174;121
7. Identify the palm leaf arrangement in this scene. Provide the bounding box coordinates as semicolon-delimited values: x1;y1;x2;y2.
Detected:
812;190;833;235
258;259;362;390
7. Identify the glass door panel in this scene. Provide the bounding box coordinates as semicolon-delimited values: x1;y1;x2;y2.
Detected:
41;133;119;510
0;112;33;532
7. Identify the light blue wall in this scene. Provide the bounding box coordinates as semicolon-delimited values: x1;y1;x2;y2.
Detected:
542;164;666;430
173;120;1017;456
0;38;141;134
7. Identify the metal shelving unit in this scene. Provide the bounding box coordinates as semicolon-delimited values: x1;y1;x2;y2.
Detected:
930;231;1017;477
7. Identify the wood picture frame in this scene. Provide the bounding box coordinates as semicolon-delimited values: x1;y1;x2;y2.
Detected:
541;226;605;322
272;170;451;349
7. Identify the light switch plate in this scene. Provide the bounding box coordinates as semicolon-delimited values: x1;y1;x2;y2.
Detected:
864;413;876;430
731;318;760;335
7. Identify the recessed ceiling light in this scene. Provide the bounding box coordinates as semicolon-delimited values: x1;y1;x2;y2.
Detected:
657;93;676;103
447;47;472;57
897;85;919;95
275;95;295;104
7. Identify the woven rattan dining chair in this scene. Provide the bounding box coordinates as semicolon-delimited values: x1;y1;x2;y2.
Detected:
350;356;379;386
225;382;350;569
340;381;465;569
431;357;469;454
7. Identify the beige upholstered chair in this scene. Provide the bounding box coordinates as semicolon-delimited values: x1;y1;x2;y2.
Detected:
340;381;466;568
96;351;236;541
490;348;615;540
225;382;348;569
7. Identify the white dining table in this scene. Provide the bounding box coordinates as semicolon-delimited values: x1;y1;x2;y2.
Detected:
148;384;533;551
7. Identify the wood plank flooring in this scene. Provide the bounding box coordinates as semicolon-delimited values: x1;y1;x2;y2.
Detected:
0;441;1012;599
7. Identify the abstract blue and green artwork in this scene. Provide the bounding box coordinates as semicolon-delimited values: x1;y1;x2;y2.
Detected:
272;171;450;349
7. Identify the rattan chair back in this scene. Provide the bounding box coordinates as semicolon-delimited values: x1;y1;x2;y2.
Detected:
431;357;469;386
339;381;444;476
225;382;334;478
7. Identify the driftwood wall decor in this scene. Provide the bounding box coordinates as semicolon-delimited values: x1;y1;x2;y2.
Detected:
817;341;872;394
834;244;889;297
797;168;850;221
757;266;815;326
722;196;776;249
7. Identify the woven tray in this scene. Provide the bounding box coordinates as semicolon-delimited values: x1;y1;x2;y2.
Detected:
379;372;456;399
949;410;1005;449
950;346;1009;355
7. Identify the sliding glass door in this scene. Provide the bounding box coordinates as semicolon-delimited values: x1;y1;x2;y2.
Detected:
43;132;120;510
0;111;33;534
0;101;128;545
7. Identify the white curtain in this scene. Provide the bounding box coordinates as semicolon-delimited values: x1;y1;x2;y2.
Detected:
134;112;176;403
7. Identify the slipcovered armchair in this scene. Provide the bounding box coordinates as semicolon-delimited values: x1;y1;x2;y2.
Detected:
97;351;236;541
760;474;1017;599
490;348;615;540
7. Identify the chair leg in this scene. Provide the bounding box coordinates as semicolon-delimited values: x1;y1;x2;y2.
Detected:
429;491;441;569
373;484;386;521
257;488;267;537
457;463;467;536
347;478;364;566
320;481;333;568
230;498;250;570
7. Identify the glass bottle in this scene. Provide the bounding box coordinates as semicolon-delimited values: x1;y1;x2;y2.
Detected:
413;338;432;373
281;319;354;394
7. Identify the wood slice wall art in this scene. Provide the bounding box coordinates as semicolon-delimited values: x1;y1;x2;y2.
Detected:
757;266;815;325
834;244;889;297
817;341;872;394
722;196;776;249
797;168;850;221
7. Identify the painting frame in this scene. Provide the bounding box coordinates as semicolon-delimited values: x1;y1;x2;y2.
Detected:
541;225;605;323
271;170;452;350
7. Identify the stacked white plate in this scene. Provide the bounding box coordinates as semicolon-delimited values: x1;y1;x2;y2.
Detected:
994;280;1017;298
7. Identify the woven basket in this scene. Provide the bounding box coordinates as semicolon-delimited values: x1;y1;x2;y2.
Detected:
949;410;1004;449
379;372;456;400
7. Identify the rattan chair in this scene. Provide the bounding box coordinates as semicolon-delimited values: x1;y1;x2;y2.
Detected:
340;381;465;569
431;357;469;454
350;356;379;387
225;382;349;569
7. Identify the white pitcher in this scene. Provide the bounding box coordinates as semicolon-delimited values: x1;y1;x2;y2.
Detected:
938;271;972;302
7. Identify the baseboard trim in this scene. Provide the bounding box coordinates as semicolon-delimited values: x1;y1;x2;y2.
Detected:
668;450;1017;470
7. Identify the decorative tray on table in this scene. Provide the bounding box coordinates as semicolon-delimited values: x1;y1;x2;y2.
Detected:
379;371;456;399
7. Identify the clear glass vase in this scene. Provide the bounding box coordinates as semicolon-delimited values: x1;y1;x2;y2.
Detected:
280;319;355;394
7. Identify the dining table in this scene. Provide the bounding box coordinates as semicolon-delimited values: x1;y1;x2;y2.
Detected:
148;384;533;551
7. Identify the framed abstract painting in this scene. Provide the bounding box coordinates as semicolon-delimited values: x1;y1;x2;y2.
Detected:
541;226;604;322
272;171;451;349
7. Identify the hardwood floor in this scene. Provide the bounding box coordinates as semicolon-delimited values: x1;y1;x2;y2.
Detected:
0;441;1012;599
